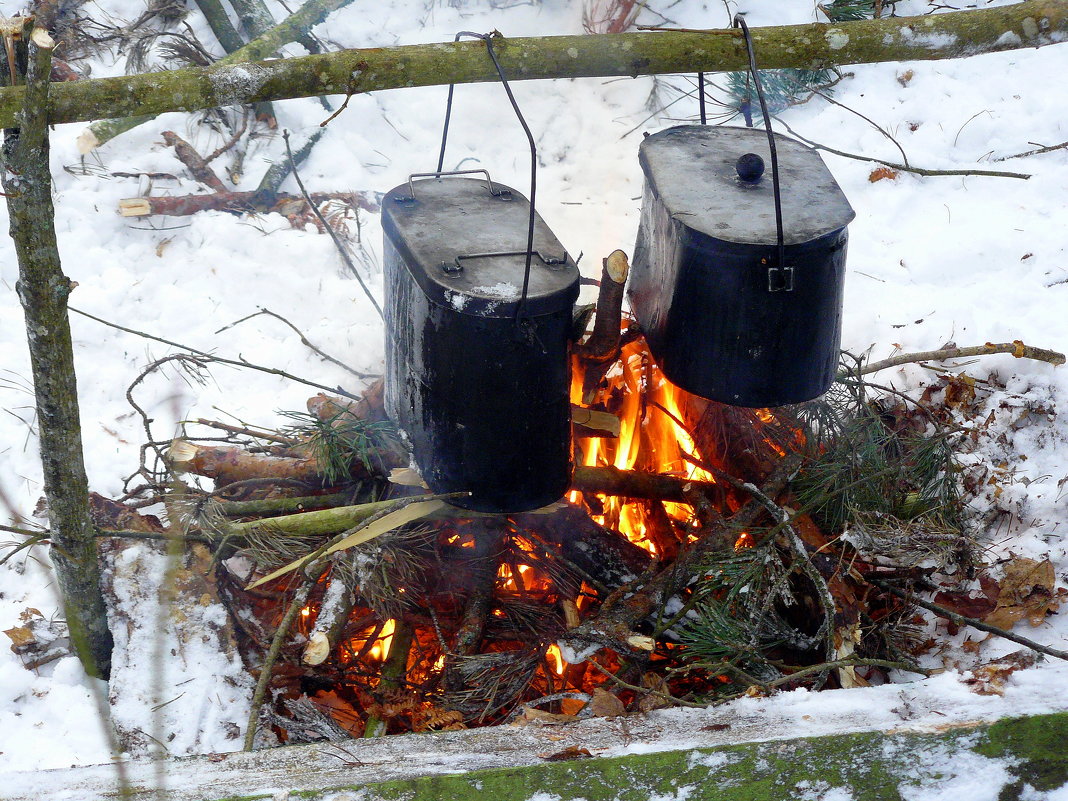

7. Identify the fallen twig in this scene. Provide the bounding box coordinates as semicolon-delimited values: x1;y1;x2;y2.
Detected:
777;118;1031;180
869;577;1068;662
215;308;371;379
853;341;1065;376
993;139;1068;162
162;130;228;192
283;131;383;321
69;306;362;399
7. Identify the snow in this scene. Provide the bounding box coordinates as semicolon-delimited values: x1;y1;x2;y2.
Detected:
1;0;1067;796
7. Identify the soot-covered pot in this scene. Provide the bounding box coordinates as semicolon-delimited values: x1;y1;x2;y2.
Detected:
629;125;855;408
383;173;579;513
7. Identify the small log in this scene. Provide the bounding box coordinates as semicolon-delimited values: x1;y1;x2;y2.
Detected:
168;439;325;486
309;379;388;425
118;189;381;218
302;565;358;666
571;406;620;438
572;465;725;506
574;250;629;363
162;130;228;192
218;493;350;518
514;505;652;594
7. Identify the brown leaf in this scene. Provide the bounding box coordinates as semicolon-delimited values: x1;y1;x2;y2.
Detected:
587;687;626;718
540;746;593;762
984;558;1062;629
3;625;35;652
897;69;914;87
869;167;899;182
964;651;1037;696
701;723;731;732
638;672;673;713
933;590;997;620
512;707;578;726
943;374;977;409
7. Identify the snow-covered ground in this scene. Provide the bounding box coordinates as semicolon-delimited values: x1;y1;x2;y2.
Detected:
1;0;1067;794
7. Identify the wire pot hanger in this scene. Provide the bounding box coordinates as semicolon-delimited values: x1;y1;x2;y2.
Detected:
435;31;541;327
697;15;786;273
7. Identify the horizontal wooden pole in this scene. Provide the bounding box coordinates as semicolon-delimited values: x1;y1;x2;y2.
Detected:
0;1;1065;130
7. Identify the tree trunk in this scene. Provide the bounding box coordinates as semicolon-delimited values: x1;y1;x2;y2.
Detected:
1;23;113;677
0;1;1065;130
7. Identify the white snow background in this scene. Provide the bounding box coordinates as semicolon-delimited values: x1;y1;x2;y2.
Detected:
1;0;1067;796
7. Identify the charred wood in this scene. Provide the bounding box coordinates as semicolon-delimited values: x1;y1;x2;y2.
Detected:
572;465;727;507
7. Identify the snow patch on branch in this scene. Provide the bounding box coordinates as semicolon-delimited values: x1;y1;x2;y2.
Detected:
210;64;270;106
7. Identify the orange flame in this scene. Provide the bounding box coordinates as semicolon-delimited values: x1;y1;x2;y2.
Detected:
571;337;718;551
546;643;567;676
368;619;396;662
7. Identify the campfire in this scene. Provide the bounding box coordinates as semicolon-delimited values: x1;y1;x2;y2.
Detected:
152;303;946;745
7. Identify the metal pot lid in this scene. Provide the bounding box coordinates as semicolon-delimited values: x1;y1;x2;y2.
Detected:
638;125;855;247
383;176;579;318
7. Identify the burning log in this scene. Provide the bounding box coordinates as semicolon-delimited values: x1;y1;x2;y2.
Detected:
514;505;651;594
572;465;726;506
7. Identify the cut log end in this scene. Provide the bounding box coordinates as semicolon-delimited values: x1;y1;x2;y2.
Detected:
604;249;630;284
118;198;151;217
30;27;55;49
166;438;200;471
302;631;331;666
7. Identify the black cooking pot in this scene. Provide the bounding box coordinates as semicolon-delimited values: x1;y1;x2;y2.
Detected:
629;125;855;408
382;173;579;513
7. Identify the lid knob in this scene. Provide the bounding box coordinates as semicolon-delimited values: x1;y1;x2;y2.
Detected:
735;153;765;183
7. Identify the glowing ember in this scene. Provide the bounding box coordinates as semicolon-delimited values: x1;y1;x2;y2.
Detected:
734;531;755;550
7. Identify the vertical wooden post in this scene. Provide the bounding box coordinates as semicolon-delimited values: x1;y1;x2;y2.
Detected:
2;20;113;677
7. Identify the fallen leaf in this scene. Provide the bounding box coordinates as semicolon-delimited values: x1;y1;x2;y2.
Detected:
943;374;977;409
964;651;1037;696
539;746;593;761
511;707;578;726
984;558;1063;629
869;166;900;182
638;672;672;713
3;626;35;651
933;590;997;621
897;69;914;87
587;687;626;718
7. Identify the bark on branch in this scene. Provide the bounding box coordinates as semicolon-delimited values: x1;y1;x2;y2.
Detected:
1;23;114;677
852;340;1066;376
0;2;1065;130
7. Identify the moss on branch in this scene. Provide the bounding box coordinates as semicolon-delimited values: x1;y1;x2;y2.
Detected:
0;1;1065;130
